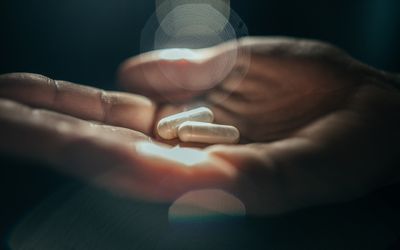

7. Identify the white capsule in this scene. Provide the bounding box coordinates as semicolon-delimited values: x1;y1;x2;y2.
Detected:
178;121;240;144
157;107;214;140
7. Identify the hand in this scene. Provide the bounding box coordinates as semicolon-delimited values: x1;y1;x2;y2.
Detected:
0;73;157;198
118;37;400;214
0;73;240;204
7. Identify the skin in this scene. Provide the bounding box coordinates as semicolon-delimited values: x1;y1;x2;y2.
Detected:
1;37;399;215
119;37;400;214
0;73;233;202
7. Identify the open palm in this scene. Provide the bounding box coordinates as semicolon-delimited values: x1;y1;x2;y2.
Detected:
118;37;400;214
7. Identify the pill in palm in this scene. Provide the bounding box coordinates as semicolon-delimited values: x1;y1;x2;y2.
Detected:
157;107;214;140
178;121;240;144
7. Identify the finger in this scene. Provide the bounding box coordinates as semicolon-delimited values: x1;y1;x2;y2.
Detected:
0;73;156;134
207;87;319;123
116;39;246;99
207;89;273;117
0;98;187;203
0;98;154;190
0;97;148;156
0;98;238;202
118;37;331;103
117;41;239;101
207;91;315;142
220;72;286;102
235;37;292;78
118;54;205;99
211;37;306;82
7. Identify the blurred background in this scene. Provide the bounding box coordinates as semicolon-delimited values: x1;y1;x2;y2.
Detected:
0;0;400;249
0;0;399;89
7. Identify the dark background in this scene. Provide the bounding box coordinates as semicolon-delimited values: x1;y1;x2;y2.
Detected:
0;0;400;249
0;0;399;89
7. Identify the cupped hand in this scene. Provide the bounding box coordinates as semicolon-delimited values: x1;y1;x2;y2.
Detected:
0;73;238;203
118;37;400;214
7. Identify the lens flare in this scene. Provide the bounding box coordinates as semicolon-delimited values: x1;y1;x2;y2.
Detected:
156;0;231;29
137;0;250;100
168;189;246;222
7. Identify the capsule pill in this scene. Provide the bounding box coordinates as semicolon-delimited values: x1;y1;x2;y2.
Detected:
157;107;214;140
178;121;240;144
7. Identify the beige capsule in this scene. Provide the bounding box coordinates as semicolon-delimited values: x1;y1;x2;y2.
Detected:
178;121;240;144
157;107;214;140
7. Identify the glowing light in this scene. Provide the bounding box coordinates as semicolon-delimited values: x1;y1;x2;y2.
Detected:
139;0;250;99
158;3;229;36
156;0;231;30
136;142;209;166
168;189;246;221
158;48;203;61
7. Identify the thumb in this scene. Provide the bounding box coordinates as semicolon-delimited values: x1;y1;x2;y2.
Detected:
117;41;240;102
